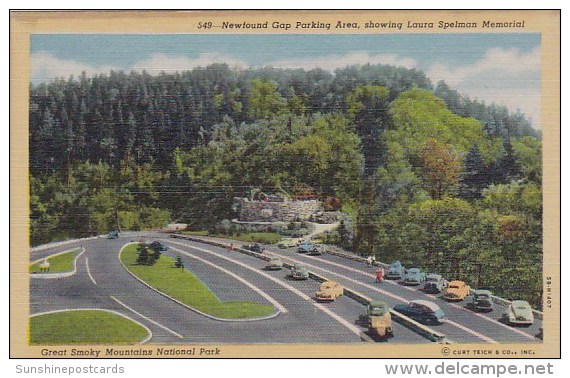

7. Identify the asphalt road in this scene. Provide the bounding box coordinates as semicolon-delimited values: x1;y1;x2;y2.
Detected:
30;234;428;344
163;237;428;344
29;233;541;344
171;234;542;344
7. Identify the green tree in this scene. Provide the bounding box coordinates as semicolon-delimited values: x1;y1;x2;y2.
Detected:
248;78;286;120
136;243;150;265
497;139;522;183
346;84;390;173
511;136;542;183
459;144;488;199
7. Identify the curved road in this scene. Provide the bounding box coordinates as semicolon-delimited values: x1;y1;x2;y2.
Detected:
29;234;427;344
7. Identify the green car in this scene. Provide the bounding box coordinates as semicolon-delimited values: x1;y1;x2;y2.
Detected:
365;301;393;338
466;289;494;312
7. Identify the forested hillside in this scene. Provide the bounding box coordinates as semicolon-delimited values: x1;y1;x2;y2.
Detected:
29;64;542;306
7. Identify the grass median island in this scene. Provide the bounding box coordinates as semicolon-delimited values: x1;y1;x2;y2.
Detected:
30;310;149;344
120;244;275;319
29;249;81;273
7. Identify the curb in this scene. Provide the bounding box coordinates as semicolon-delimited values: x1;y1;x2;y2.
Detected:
170;234;450;343
31;236;104;253
30;248;85;279
118;242;281;323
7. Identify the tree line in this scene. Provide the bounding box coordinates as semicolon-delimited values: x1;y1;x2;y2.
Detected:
29;64;542;306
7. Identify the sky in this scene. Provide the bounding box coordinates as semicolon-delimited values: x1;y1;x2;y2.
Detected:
30;33;541;128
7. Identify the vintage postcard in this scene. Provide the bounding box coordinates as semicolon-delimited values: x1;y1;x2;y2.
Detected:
10;10;560;358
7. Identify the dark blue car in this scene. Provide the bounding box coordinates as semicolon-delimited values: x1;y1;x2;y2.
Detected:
393;300;446;325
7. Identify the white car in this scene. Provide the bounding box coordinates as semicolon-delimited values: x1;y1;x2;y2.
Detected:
504;300;534;326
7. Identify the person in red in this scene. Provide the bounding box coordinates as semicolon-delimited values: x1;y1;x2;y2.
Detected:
375;268;384;283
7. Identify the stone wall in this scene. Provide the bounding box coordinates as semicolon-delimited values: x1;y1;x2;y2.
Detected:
237;198;323;222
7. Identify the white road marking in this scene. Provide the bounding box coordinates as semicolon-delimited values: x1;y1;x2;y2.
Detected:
169;246;287;314
85;257;97;285
30;308;153;344
110;296;184;339
444;319;497;343
168;240;363;337
262;251;499;343
278;251;537;341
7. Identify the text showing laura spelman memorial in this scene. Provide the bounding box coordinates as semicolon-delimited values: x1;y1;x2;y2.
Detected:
214;19;526;30
10;10;560;358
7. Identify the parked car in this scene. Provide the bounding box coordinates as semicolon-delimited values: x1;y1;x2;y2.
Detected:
297;241;315;254
393;300;446;325
287;265;309;280
148;241;168;252
265;257;283;271
242;243;264;253
503;300;534;326
308;244;326;256
403;268;426;286
277;237;296;249
364;301;393;338
107;230;119;239
295;239;307;246
466;289;494;312
386;261;405;280
315;281;343;301
442;280;471;301
423;274;448;294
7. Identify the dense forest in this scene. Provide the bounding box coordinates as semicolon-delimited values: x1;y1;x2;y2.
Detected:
29;64;542;306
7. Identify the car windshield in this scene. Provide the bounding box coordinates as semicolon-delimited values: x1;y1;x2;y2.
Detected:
516;305;529;310
370;306;388;315
449;284;459;288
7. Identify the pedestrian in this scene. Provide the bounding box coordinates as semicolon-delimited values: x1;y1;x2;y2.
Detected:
375;268;384;283
366;256;373;267
230;243;234;251
371;255;376;265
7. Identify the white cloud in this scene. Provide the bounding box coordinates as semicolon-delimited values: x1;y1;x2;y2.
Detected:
31;52;118;82
267;51;418;71
427;47;541;127
131;53;248;73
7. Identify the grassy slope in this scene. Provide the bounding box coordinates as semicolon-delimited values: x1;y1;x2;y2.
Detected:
29;250;81;273
30;310;149;344
121;244;275;319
